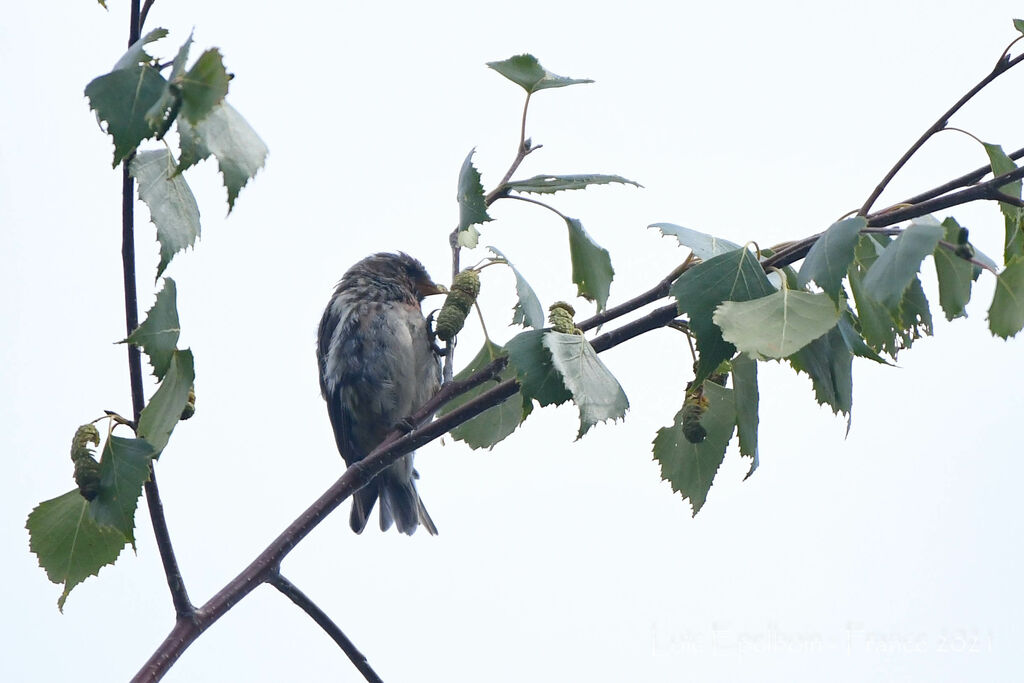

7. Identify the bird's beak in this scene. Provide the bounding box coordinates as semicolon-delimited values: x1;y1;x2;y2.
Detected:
417;281;448;297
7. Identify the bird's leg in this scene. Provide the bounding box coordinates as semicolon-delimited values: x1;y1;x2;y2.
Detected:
395;416;418;433
424;310;445;355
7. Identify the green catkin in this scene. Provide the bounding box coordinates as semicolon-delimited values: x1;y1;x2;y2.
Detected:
681;391;709;444
180;386;196;420
547;301;578;334
436;269;481;341
70;424;102;500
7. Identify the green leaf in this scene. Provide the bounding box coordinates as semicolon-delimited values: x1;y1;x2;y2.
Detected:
837;311;890;365
862;219;943;312
137;349;195;454
731;353;759;478
671;247;774;383
649;223;741;261
179;49;230;124
123;277;180;379
899;276;933;344
652;382;736;516
982;142;1024;263
713;287;841;360
89;436;155;545
506;330;571;408
848;236;901;355
439;340;524;449
1015;18;1024;34
27;490;127;611
850;256;932;358
488;247;544;329
458;225;481;249
933;217;974;321
543;332;629;438
486;54;593;93
166;33;193;82
176;102;267;211
565;217;613;312
797;216;866;301
145;33;193;131
988;256;1024;338
505;174;641;194
112;27;168;70
788;324;853;416
85;65;168;166
130;149;201;277
455;149;492;238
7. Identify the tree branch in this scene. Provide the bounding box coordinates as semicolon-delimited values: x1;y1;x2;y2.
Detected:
761;164;1024;271
578;261;691;332
858;51;1024;216
867;165;1024;227
122;0;193;622
896;145;1024;206
128;23;1024;683
131;290;689;681
267;571;384;683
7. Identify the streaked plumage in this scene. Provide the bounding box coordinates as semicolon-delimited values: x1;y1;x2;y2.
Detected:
317;253;442;535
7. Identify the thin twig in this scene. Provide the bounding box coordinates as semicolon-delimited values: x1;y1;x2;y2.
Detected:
762;164;1024;271
445;92;540;380
868;165;1024;226
578;260;691;332
139;0;157;31
485;93;537;204
122;0;193;621
589;304;681;352
858;51;1024;216
267;571;384;683
896;145;1024;206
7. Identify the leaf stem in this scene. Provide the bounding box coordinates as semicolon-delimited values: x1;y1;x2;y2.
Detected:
504;193;567;218
936;239;999;275
473;300;493;345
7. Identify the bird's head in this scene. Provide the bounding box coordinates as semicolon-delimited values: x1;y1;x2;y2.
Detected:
343;252;445;303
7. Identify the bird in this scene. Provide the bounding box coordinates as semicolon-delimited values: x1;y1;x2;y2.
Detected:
317;252;444;535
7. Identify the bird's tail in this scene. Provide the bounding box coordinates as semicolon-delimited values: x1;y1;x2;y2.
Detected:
379;472;438;536
349;485;378;534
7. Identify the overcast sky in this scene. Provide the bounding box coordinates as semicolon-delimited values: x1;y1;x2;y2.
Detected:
3;1;1023;681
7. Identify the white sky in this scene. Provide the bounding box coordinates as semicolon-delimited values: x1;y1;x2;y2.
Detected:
3;1;1023;681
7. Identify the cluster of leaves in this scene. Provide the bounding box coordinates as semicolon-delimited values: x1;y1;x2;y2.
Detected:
440;56;636;445
439;53;1024;518
87;28;267;275
27;281;194;609
651;180;1021;514
27;28;265;608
